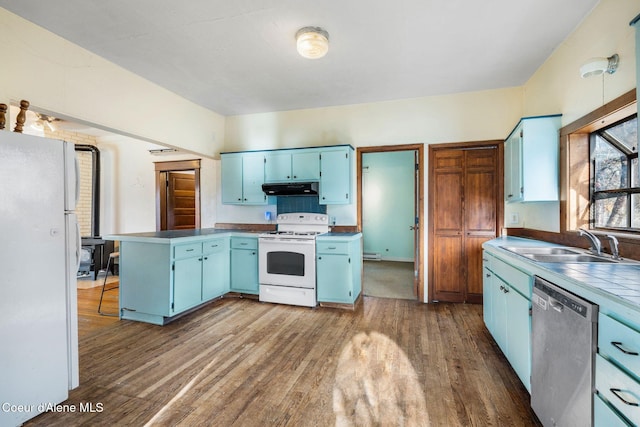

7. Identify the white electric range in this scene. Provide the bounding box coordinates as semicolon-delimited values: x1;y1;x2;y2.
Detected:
258;213;329;307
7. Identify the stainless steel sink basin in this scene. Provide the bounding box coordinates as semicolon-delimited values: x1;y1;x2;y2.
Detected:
500;245;620;263
501;246;581;255
524;254;616;263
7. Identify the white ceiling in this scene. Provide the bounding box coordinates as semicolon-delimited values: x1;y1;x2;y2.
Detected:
1;0;599;116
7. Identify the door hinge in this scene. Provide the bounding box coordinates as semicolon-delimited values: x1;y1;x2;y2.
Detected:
345;193;348;199
345;153;348;159
348;257;351;263
172;263;175;271
349;291;352;297
171;302;174;310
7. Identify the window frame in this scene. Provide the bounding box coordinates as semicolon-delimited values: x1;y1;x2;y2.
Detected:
589;113;639;232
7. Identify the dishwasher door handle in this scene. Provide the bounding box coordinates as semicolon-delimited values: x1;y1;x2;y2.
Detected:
549;299;564;313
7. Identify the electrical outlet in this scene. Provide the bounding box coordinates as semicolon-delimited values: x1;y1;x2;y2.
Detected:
509;212;520;224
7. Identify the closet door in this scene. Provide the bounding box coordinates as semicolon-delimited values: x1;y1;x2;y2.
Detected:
431;146;499;303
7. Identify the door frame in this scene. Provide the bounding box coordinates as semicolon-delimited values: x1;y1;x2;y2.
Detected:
357;144;425;301
427;140;504;303
154;159;201;231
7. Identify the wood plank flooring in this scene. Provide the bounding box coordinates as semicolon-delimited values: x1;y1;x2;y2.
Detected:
26;288;541;426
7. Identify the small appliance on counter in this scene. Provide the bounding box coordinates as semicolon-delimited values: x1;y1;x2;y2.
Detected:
258;212;329;307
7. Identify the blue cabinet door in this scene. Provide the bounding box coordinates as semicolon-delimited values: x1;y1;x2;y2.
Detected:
202;239;230;300
483;267;494;331
507;289;531;392
264;152;292;182
221;154;244;204
320;147;351;204
173;256;203;313
492;276;508;355
230;249;259;294
242;153;266;204
317;253;352;303
292;151;320;181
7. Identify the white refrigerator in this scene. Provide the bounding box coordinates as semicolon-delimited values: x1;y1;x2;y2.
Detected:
0;131;80;426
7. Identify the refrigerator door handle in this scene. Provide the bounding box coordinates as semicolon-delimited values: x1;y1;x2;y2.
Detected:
75;220;81;271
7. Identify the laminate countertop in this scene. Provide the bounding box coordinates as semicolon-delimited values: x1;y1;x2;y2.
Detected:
104;228;260;243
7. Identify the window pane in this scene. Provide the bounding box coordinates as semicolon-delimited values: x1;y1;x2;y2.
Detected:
602;116;637;153
594;194;628;228
633;194;640;229
633;157;639;188
593;135;627;191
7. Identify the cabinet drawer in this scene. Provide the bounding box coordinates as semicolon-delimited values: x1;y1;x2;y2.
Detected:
490;257;531;297
596;354;640;425
231;237;257;250
174;242;202;258
594;394;631;427
203;238;228;254
317;241;349;254
599;314;640;379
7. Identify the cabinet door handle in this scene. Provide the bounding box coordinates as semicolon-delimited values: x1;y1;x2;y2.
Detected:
610;388;640;407
186;248;194;252
204;257;208;260
252;252;256;255
240;243;248;246
611;341;640;356
327;246;336;250
198;258;203;261
486;273;491;278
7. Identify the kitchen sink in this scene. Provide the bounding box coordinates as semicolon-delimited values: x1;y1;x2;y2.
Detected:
501;246;580;256
524;254;616;263
500;245;621;263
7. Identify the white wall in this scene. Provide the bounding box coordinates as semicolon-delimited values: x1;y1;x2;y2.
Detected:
0;8;225;158
98;135;218;234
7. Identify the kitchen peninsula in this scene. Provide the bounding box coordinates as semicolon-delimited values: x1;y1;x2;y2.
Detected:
105;229;259;325
105;228;362;325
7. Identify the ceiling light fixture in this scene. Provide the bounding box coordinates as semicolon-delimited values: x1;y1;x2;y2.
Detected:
580;54;619;78
296;26;329;59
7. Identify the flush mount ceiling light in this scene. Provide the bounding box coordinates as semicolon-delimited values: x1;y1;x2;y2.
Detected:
580;54;619;78
296;26;329;59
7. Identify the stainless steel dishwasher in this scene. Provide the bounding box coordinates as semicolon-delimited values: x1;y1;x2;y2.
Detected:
531;276;598;427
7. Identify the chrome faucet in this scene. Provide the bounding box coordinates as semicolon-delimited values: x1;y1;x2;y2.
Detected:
578;228;602;256
605;235;621;260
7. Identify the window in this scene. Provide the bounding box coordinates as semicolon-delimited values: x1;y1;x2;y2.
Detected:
590;114;639;230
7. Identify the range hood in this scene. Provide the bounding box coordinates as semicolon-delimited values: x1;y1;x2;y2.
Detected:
262;182;319;196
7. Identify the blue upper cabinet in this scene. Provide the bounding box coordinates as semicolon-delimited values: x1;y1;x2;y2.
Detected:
222;145;353;205
319;146;353;205
221;152;267;205
264;150;320;183
504;115;561;203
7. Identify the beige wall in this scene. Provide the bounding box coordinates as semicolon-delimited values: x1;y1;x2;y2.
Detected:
0;8;225;158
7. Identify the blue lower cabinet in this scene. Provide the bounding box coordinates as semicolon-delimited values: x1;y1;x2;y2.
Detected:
118;236;231;325
316;234;362;304
230;237;259;294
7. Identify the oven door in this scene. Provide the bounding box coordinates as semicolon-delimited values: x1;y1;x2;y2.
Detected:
258;237;316;288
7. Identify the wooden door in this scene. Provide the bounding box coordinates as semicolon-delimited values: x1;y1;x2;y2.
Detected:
167;172;196;230
155;160;201;231
430;145;499;303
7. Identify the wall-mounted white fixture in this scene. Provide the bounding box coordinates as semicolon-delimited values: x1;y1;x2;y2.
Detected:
580;54;619;78
296;26;329;59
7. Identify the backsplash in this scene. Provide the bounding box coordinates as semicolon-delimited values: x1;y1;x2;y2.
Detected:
277;196;326;214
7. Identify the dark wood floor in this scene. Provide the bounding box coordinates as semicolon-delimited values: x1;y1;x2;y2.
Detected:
27;286;540;426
